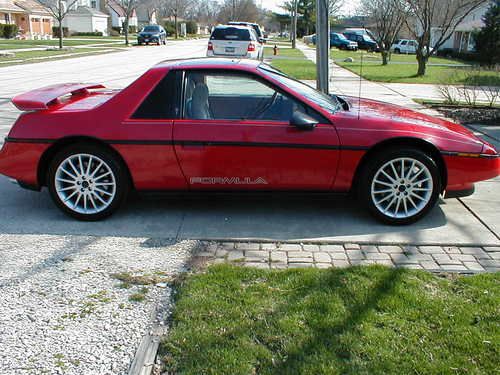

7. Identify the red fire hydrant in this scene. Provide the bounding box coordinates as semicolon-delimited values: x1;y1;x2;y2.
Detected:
273;45;279;55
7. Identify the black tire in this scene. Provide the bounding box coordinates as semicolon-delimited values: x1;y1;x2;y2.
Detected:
358;148;441;225
47;143;129;221
394;48;400;54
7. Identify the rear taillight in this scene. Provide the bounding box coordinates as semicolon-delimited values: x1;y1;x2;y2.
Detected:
247;43;256;52
208;42;213;51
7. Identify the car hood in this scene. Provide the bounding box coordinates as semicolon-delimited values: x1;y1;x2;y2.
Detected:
347;96;478;139
139;32;159;36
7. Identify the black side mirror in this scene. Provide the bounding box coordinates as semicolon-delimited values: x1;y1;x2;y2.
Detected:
290;111;318;131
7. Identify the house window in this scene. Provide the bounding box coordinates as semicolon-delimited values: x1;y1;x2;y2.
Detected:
91;1;97;8
4;14;10;23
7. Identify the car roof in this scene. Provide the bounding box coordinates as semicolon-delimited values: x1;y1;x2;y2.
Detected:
154;57;262;71
229;21;258;26
213;24;251;30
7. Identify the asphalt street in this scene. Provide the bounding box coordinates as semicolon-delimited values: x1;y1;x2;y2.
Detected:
0;39;499;246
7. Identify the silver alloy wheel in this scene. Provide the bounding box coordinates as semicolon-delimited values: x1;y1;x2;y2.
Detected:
54;153;116;215
371;157;433;219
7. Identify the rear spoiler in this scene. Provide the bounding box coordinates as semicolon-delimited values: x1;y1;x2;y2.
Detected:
12;83;105;111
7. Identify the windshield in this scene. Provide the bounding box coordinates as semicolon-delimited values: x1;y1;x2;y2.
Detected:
142;26;160;32
259;65;342;114
336;33;348;41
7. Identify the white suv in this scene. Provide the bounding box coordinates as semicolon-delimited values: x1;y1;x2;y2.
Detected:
207;25;263;60
391;39;418;54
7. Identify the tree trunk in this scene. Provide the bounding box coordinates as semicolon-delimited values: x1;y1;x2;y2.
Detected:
58;0;63;49
416;50;428;76
58;20;63;49
381;50;389;65
124;17;129;45
174;13;178;39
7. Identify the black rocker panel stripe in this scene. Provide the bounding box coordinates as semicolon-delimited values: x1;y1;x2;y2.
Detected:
4;137;498;157
4;137;367;151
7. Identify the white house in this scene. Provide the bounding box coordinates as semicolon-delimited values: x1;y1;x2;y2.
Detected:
107;0;137;30
432;1;493;52
64;5;109;35
135;3;156;27
62;0;108;35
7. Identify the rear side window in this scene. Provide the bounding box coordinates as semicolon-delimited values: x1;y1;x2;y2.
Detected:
252;25;262;38
132;71;178;119
211;27;251;41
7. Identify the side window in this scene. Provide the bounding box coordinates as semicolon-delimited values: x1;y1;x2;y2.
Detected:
183;71;328;124
401;40;408;45
132;71;178;119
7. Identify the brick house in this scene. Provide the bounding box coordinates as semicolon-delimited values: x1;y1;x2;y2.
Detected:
0;0;53;39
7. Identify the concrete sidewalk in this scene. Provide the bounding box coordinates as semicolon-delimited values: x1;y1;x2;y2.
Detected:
297;43;492;108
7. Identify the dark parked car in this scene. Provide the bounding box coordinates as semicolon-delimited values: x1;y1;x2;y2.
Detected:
137;25;166;45
343;32;379;51
313;32;358;50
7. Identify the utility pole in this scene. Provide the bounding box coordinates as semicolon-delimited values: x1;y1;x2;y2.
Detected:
291;0;298;49
316;0;329;93
232;0;236;20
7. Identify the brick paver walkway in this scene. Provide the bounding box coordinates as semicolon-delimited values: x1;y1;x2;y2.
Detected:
194;242;500;273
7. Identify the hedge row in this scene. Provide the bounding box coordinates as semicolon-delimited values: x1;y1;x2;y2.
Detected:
72;31;103;36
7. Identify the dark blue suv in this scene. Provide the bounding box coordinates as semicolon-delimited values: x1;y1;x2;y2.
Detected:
343;32;379;52
312;32;358;50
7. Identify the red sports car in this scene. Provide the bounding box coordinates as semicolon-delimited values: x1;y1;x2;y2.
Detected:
0;58;498;224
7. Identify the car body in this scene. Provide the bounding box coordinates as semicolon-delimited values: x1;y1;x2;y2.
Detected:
312;32;358;50
343;32;379;51
207;25;263;60
1;58;498;223
391;39;418;54
228;21;266;43
137;25;166;45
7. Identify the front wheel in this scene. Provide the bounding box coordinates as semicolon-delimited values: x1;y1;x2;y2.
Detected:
47;144;129;221
359;148;441;225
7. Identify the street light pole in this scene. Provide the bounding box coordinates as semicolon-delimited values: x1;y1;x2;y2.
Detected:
316;0;329;93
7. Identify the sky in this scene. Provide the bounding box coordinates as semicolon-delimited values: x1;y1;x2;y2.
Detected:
258;0;361;16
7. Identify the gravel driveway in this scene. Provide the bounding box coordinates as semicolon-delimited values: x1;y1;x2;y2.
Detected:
0;234;195;375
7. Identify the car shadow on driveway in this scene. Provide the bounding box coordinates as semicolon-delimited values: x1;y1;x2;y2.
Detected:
1;177;498;246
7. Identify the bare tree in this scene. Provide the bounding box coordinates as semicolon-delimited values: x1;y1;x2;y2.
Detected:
404;0;488;76
217;0;259;23
117;0;139;45
362;0;408;65
327;0;342;16
39;0;79;49
161;0;196;38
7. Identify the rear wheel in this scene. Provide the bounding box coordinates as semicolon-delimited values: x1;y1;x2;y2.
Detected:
359;148;441;225
47;144;129;221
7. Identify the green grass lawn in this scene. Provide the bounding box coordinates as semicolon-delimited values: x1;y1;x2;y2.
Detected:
161;265;499;375
338;61;500;86
0;47;122;66
0;38;122;50
264;47;316;80
330;48;463;65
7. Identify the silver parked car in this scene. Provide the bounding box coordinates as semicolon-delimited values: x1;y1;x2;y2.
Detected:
207;25;263;60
